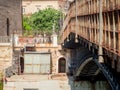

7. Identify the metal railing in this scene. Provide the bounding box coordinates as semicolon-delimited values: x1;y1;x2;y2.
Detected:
73;53;120;90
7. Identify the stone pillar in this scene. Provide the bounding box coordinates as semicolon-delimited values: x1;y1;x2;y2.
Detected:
52;34;58;46
14;34;19;46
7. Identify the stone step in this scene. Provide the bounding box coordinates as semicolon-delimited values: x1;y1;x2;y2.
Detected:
59;81;71;90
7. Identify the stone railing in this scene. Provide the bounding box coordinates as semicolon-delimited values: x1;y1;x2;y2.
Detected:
0;36;11;43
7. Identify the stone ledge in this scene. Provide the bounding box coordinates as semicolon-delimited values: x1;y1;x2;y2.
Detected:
0;43;11;46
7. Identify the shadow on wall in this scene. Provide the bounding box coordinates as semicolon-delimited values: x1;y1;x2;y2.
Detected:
67;78;111;90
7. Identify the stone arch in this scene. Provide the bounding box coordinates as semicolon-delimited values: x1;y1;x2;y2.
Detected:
75;57;100;76
58;57;66;73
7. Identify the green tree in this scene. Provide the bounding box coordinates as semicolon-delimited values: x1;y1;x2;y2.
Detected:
23;16;33;36
23;8;62;36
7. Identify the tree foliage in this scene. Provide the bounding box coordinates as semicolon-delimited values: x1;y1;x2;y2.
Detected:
23;16;33;36
23;8;62;36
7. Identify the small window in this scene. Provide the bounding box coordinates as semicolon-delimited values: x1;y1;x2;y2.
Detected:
23;7;26;14
36;5;41;11
24;89;38;90
36;5;41;7
47;5;53;8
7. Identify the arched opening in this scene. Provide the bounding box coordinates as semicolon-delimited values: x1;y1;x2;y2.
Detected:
58;57;66;73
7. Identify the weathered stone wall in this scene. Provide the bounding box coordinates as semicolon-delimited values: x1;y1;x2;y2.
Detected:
22;0;59;15
0;0;22;36
0;45;13;75
0;46;12;61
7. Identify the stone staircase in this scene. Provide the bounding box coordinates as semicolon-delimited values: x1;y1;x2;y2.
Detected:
59;80;71;90
51;73;71;90
51;73;68;80
0;60;13;80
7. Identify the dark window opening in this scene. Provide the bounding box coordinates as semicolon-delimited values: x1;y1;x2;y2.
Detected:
25;46;35;51
58;58;66;73
20;57;24;73
7;18;9;36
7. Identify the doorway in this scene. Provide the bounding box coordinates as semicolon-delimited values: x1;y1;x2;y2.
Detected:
20;57;24;73
58;57;66;73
